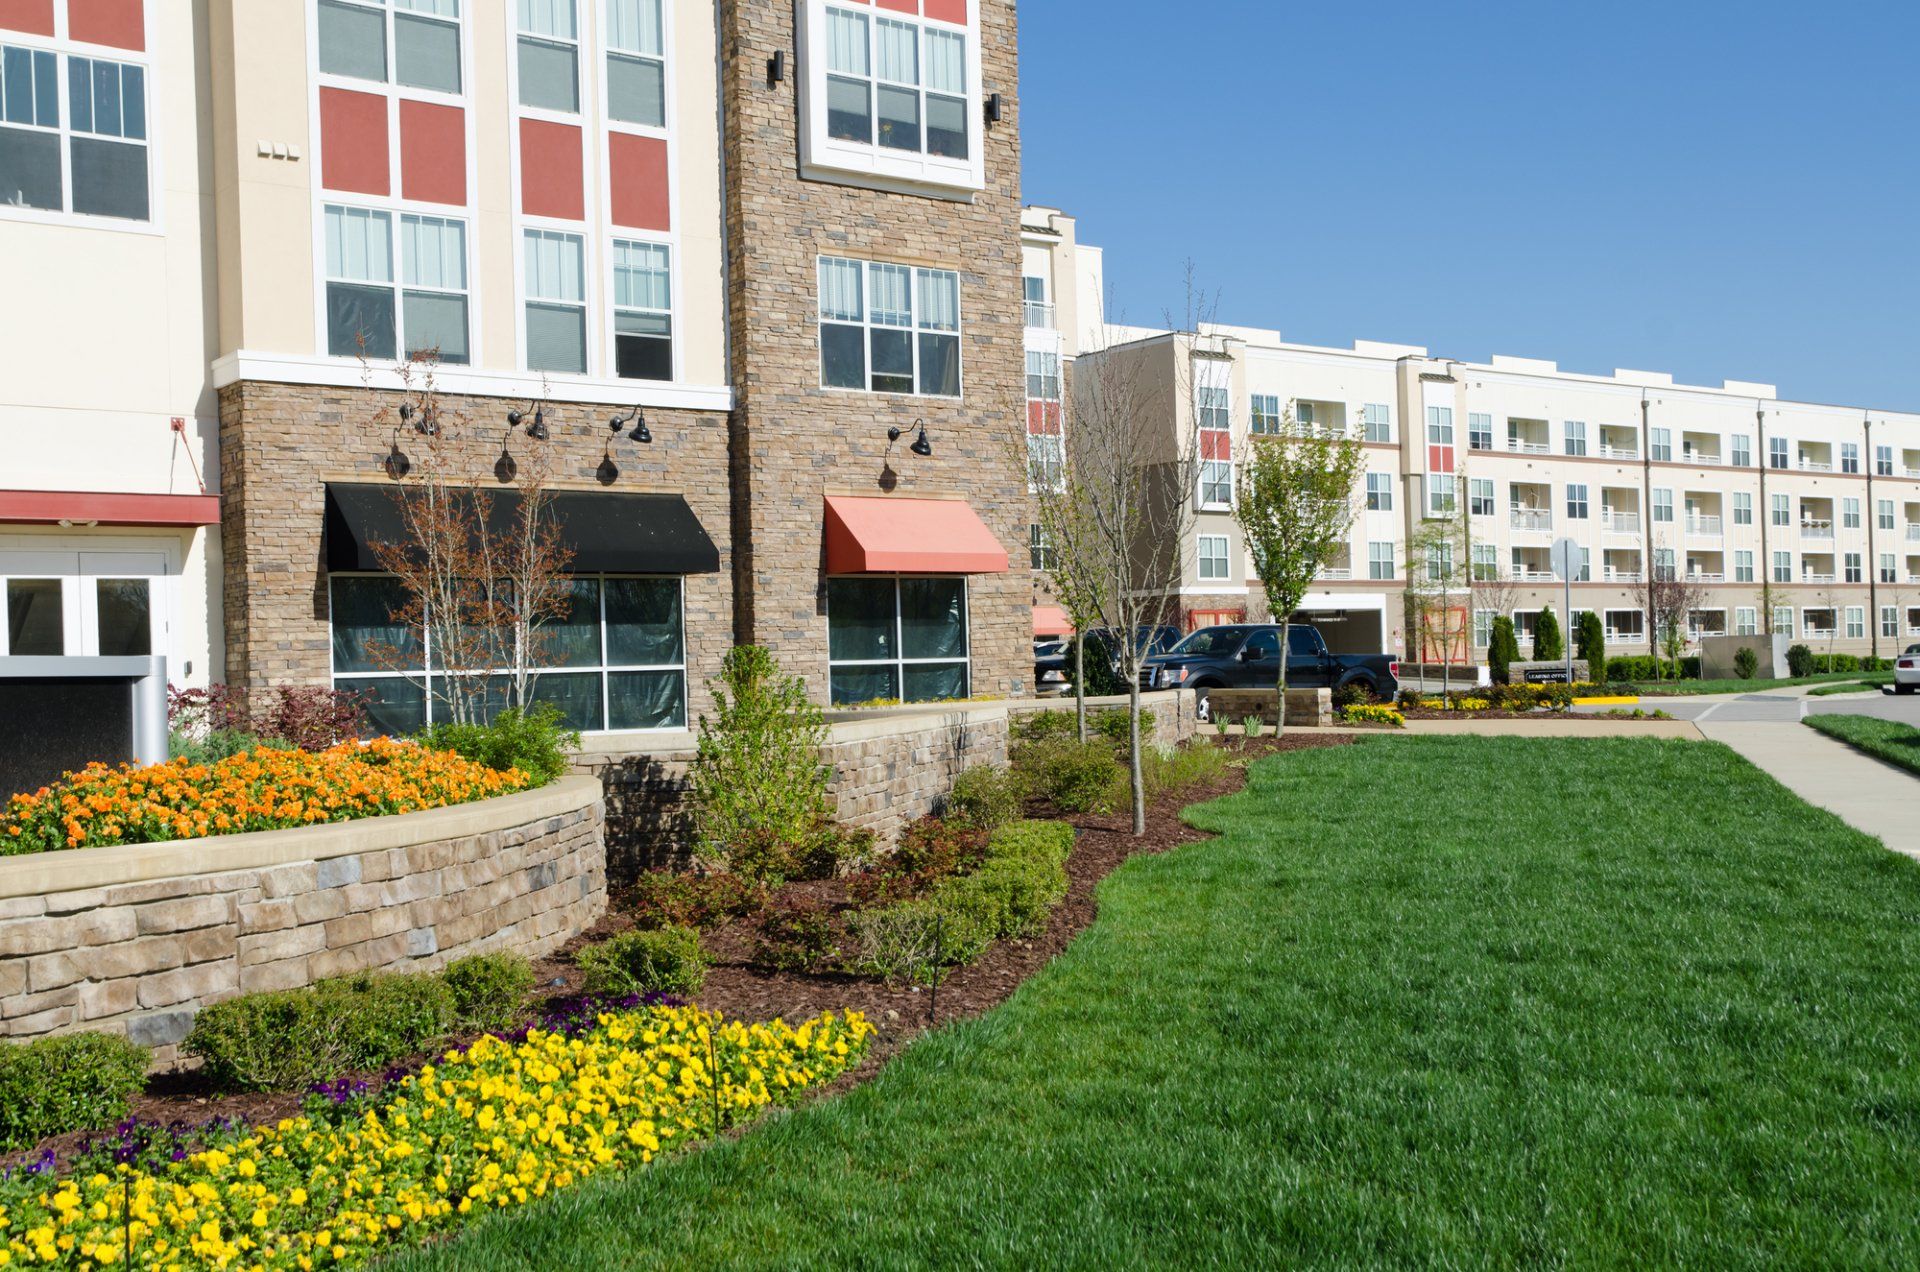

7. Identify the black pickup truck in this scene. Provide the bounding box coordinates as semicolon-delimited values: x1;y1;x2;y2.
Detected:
1140;624;1400;719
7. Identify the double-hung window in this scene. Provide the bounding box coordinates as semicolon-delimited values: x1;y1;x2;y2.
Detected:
1566;483;1589;520
524;227;586;373
1026;431;1062;492
517;0;579;112
321;0;463;94
397;213;470;363
1652;488;1673;523
1;45;152;222
1198;535;1230;581
324;205;398;359
1366;473;1393;512
1650;428;1672;462
1771;493;1789;526
1841;443;1860;474
1472;543;1497;582
1843;498;1861;529
1769;437;1789;469
1845;552;1863;584
1473;610;1495;649
1028;524;1054;572
1772;551;1792;584
1468;412;1493;451
1199;460;1232;509
1426;542;1453;583
1363;403;1391;443
1883;606;1901;639
826;577;969;706
0;44;61;213
1736;607;1758;637
809;1;977;190
1876;445;1894;476
1469;478;1494;517
1733;492;1752;525
1734;551;1754;583
1732;434;1752;467
1653;548;1676;580
1878;499;1896;531
1881;554;1898;584
1249;394;1282;435
1564;420;1588;456
818;256;961;397
1846;607;1865;639
1773;606;1794;637
612;239;672;381
1026;349;1060;401
1368;542;1393;581
606;0;665;127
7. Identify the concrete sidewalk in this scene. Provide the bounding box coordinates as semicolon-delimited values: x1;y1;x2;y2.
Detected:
1696;722;1920;859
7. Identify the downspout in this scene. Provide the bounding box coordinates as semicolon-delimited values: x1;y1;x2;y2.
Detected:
1756;404;1770;636
1640;392;1655;656
1865;411;1878;660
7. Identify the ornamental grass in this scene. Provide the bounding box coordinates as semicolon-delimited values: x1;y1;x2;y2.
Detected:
0;1003;873;1269
1;740;533;857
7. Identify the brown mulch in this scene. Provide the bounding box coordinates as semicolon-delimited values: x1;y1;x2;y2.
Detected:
11;733;1351;1167
1396;708;1658;721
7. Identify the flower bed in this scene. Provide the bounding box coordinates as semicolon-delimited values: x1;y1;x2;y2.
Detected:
0;1002;871;1268
2;740;533;856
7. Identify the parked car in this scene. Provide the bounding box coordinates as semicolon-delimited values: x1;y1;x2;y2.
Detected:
1034;638;1070;692
1896;644;1920;695
1140;624;1400;720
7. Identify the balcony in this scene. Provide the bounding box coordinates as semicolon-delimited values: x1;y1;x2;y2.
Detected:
1686;515;1723;536
1316;567;1353;581
1023;300;1056;330
1906;524;1920;542
1514;568;1557;582
1682;450;1723;465
1510;509;1553;532
1601;510;1641;533
1505;439;1551;455
1604;569;1644;584
1685;572;1726;584
1802;571;1837;584
1800;519;1835;540
1598;442;1640;460
1798;457;1833;473
1907;468;1920;479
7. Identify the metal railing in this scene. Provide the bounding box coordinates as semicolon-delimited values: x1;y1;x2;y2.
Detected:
1686;515;1723;535
1023;300;1056;329
1906;468;1920;479
1513;568;1557;582
1683;451;1723;465
1599;442;1639;459
1469;434;1495;451
1800;519;1834;539
1506;438;1552;454
1802;571;1837;584
1686;572;1726;584
1906;524;1920;541
1602;511;1641;533
1798;457;1833;472
1605;570;1644;583
1510;509;1553;532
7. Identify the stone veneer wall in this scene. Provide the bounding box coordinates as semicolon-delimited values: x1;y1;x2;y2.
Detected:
216;380;733;718
0;778;606;1069
719;0;1033;705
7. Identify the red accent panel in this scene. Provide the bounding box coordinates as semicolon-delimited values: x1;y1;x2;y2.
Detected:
519;118;584;220
1427;444;1455;474
608;132;670;231
1201;430;1231;461
1025;401;1060;436
320;88;390;196
399;100;466;206
875;0;917;11
823;496;1009;575
0;0;55;37
66;0;143;49
0;490;219;527
924;0;967;23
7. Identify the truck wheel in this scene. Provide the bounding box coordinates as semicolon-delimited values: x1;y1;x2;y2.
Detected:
1194;687;1212;722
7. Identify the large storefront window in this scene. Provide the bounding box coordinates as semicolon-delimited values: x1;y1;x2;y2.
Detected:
329;574;687;735
826;576;968;706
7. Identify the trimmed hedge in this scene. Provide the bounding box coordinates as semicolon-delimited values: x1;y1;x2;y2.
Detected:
185;972;457;1092
442;952;536;1034
576;925;711;997
0;1032;149;1151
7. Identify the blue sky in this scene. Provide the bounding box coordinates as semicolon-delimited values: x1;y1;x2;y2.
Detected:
1018;2;1920;411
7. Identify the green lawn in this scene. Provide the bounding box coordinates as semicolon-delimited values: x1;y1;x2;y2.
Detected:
395;738;1920;1269
1807;713;1920;777
1805;679;1892;697
1633;670;1884;696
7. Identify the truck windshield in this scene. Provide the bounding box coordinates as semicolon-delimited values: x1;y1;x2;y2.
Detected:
1170;626;1251;657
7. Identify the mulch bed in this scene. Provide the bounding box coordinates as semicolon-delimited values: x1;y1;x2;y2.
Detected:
11;732;1351;1167
1395;709;1664;721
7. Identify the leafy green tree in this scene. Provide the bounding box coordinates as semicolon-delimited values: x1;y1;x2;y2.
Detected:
690;646;831;871
1534;605;1564;662
1575;610;1605;681
1488;616;1520;684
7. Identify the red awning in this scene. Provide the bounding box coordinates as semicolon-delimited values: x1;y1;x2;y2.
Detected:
823;495;1009;575
1033;605;1074;637
0;490;220;527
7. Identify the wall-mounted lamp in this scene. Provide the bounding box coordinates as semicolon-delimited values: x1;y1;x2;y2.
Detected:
767;49;786;85
887;418;933;458
385;432;412;479
983;93;1002;126
507;403;549;441
610;406;652;444
398;403;437;436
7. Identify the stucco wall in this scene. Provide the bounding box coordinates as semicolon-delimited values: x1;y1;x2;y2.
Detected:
0;776;605;1069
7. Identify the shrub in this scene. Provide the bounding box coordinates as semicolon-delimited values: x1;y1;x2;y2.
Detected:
890;817;990;884
1331;682;1376;710
690;646;832;872
1606;655;1700;682
420;704;578;787
1734;646;1760;679
168;727;281;766
1010;735;1121;813
169;682;369;751
1787;644;1815;678
947;764;1025;831
1488;616;1520;683
1343;704;1405;729
723;824;801;885
845;902;948;984
442;952;536;1034
1091;708;1155;754
576;925;710;996
1066;633;1130;698
1533;606;1564;662
752;901;840;973
0;1032;149;1151
1575;611;1605;682
1012;710;1077;743
185;972;456;1092
790;824;874;881
1137;737;1231;800
624;870;768;931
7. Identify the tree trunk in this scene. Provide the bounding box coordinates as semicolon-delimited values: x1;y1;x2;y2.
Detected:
1275;617;1291;739
1074;633;1087;743
1441;608;1452;701
1128;676;1146;836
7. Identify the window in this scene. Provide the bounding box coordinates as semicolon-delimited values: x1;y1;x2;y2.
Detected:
1566;483;1589;520
322;0;463;94
1732;434;1751;467
1727;549;1752;583
1196;381;1230;432
1366;473;1393;512
1650;428;1671;462
1841;442;1860;474
1578;548;1591;582
1654;548;1675;580
330;573;687;734
1026;349;1060;402
1606;610;1644;642
1769;436;1789;469
1564;420;1587;456
1026;433;1062;492
1843;497;1861;529
1468;412;1493;450
1469;478;1494;517
0;44;60;213
1472;609;1495;649
1772;551;1792;583
1882;554;1898;584
1426;405;1455;518
1845;552;1863;584
517;0;579;112
826;576;969;706
817;3;970;164
1876;445;1894;476
598;238;675;380
1736;607;1758;637
1249;394;1282;435
324;205;397;360
1733;492;1752;526
1879;499;1896;531
1652;489;1673;523
1472;543;1497;582
1022;275;1050;328
1425;543;1453;583
1367;541;1393;581
1773;606;1793;637
818;257;961;397
1198;535;1230;582
606;0;664;127
396;213;469;363
1;45;152;222
1883;606;1900;639
1028;524;1054;572
1199;461;1232;509
1771;493;1789;527
1512;610;1538;644
1363;403;1390;443
524;228;586;373
1846;606;1865;640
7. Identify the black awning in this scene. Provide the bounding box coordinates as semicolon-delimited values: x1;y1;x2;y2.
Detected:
323;484;720;575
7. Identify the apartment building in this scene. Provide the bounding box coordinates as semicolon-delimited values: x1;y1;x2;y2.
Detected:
0;0;1031;742
1045;223;1920;661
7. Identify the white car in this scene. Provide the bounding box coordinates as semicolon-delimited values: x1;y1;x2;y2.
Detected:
1897;644;1920;695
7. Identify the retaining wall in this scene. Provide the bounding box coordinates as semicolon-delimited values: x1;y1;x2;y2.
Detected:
0;777;606;1068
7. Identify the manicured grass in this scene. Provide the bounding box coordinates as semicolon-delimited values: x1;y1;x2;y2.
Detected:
1633;670;1880;696
395;737;1920;1269
1807;713;1920;777
1805;679;1890;697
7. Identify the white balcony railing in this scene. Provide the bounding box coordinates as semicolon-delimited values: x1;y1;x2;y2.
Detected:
1798;457;1833;472
1605;628;1644;643
1802;572;1837;584
1605;570;1644;584
1506;438;1551;455
1316;568;1353;581
1598;442;1640;460
1602;511;1641;533
1683;451;1723;465
1800;519;1835;540
1805;626;1836;639
1023;300;1056;329
1514;568;1557;582
1906;524;1920;542
1906;468;1920;479
1686;572;1726;584
1510;509;1553;532
1686;515;1723;535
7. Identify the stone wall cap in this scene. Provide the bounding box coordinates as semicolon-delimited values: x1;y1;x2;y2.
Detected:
0;776;604;900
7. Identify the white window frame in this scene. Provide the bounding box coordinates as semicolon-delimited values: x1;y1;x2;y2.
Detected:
1028;523;1054;572
1876;445;1894;477
1467;412;1493;451
1472;608;1495;649
1026;432;1063;494
521;226;589;374
0;548;173;659
1844;552;1863;584
825;575;973;706
1773;606;1794;637
1731;434;1751;467
1732;492;1752;525
516;0;581;114
1882;605;1900;639
1604;609;1645;643
608;235;676;383
1198;460;1233;511
1735;607;1758;637
1367;541;1393;581
1564;420;1587;456
1771;551;1792;584
1197;534;1230;582
1771;493;1790;527
1652;488;1673;523
1512;609;1540;645
1770;437;1789;469
1471;542;1497;581
1841;442;1860;474
1882;554;1898;584
0;31;160;232
1734;550;1754;583
318;0;466;96
1649;427;1672;462
602;0;667;129
1362;403;1391;443
1843;497;1861;529
817;255;963;398
1249;393;1282;436
1469;478;1494;517
1366;472;1393;512
1566;483;1589;520
798;0;984;197
1878;499;1896;531
1845;606;1866;640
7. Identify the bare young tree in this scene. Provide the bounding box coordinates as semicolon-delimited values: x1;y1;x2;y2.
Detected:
1025;439;1104;743
1644;537;1700;678
1812;580;1846;671
1403;508;1471;701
